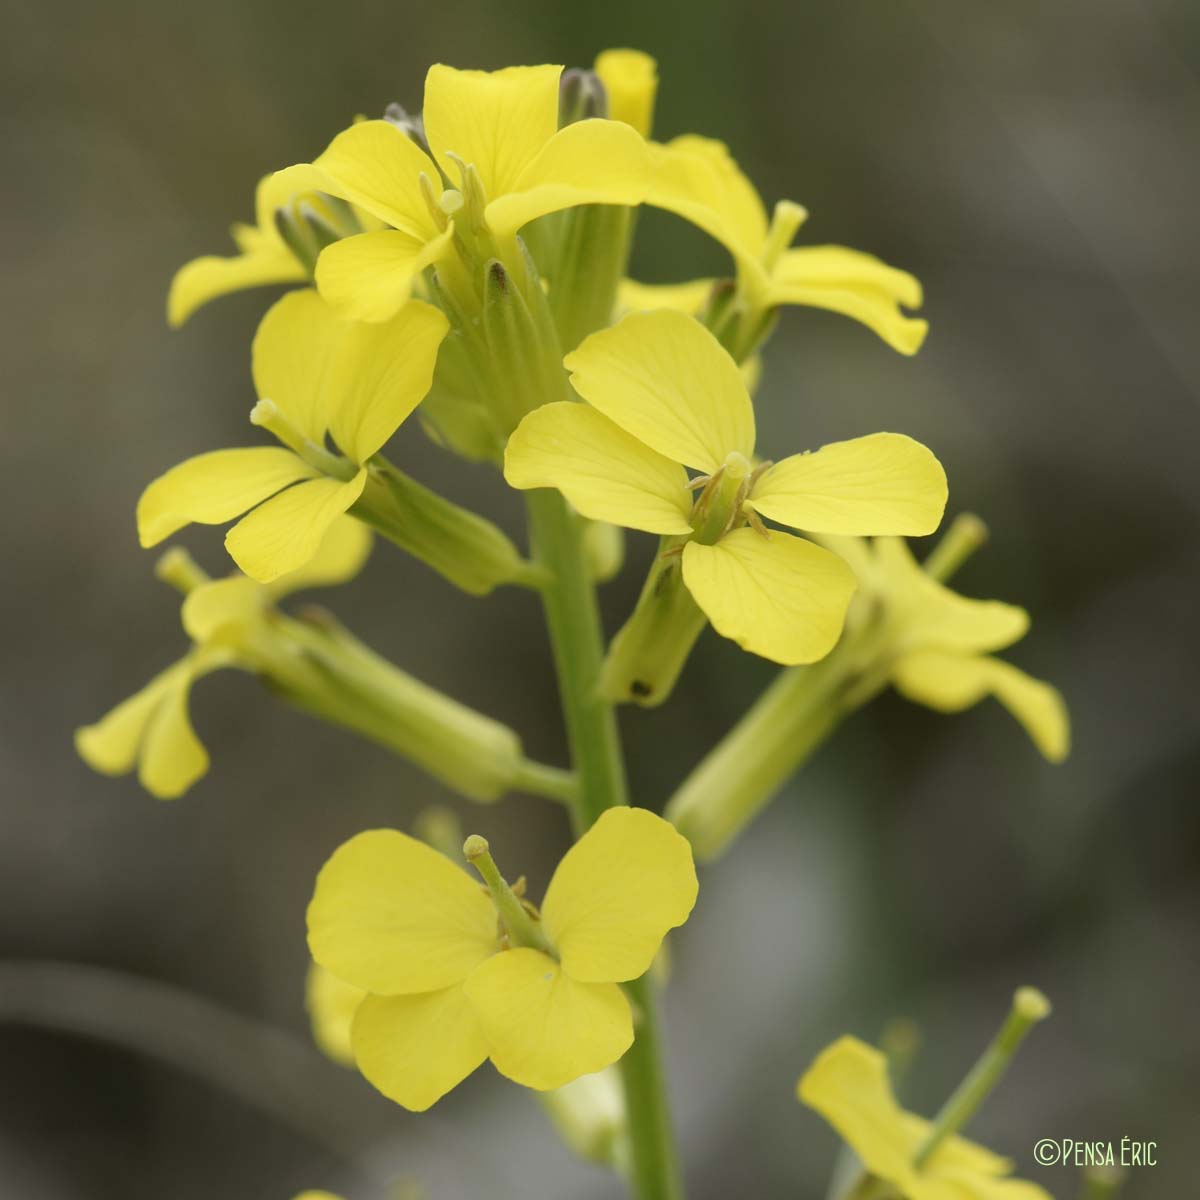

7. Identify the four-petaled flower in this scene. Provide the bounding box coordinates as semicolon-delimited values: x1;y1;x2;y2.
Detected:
504;308;947;665
307;807;698;1110
138;288;446;582
829;534;1069;760
799;1037;1052;1200
75;518;372;799
272;64;652;322
628;135;927;355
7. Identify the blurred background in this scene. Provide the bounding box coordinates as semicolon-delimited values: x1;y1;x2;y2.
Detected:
3;0;1198;1196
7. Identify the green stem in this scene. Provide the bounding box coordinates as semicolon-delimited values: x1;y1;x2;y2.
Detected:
523;489;629;831
523;486;683;1200
664;650;850;859
512;757;579;805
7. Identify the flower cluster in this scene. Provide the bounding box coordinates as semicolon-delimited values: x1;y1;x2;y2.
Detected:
76;44;1075;1200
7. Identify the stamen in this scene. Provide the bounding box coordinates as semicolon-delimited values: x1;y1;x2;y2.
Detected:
761;199;808;272
419;172;450;230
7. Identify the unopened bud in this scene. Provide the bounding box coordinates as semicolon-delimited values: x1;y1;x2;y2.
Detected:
559;68;608;126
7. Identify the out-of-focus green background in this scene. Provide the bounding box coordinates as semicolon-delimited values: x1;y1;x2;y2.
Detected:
3;0;1198;1196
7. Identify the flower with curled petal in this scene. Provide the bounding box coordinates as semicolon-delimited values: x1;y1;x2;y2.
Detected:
799;1037;1052;1200
271;63;652;323
138;288;446;582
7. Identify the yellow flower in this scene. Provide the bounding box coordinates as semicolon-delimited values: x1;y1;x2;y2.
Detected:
138;288;446;582
629;136;927;355
307;807;697;1111
75;519;372;799
798;1037;1052;1200
167;171;378;327
504;309;947;665
272;64;652;322
833;534;1069;761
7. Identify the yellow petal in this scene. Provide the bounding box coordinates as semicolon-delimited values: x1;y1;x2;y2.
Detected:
564;309;754;472
305;962;365;1066
616;277;713;317
503;402;693;535
748;433;947;537
799;1037;1048;1200
352;984;488;1111
327;300;448;463
682;528;856;664
541;807;698;983
463;949;633;1091
137;447;317;548
874;538;1030;654
181;576;266;643
251;289;347;446
487;118;651;236
283;121;442;239
314;227;453;323
75;659;191;777
797;1036;920;1192
769;245;928;355
423;64;561;200
307;829;499;994
137;660;208;799
224;470;368;584
594;49;658;136
891;651;1070;762
646;137;769;280
167;240;304;328
267;515;373;599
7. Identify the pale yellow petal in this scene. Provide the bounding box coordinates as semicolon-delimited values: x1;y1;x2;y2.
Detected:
307;829;499;994
137;448;317;548
682;529;856;665
137;661;208;799
797;1036;921;1191
748;433;947;537
285;120;442;238
305;962;365;1066
594;49;658;136
875;538;1031;654
463;949;633;1091
799;1037;1048;1200
351;984;488;1111
224;470;367;584
487;119;651;236
267;515;373;599
251;289;347;446
645;137;769;281
423;64;561;200
503;402;693;535
314;227;453;323
75;660;190;777
541;806;698;983
167;241;304;328
327;300;448;463
616;277;712;317
891;651;1070;762
767;248;929;355
564;309;754;471
181;577;266;643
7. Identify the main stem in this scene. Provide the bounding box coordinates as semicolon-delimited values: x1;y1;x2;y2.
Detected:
524;488;684;1200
